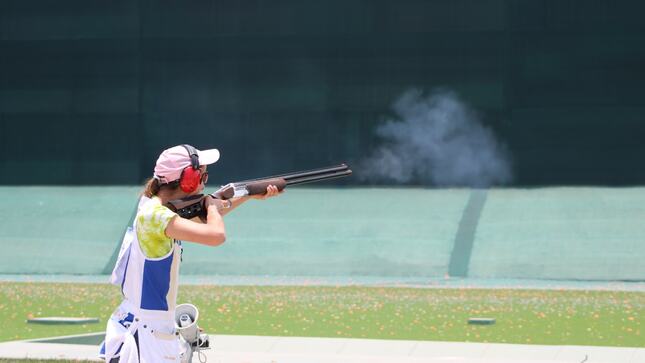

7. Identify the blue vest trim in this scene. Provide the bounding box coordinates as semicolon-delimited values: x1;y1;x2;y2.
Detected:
140;253;173;311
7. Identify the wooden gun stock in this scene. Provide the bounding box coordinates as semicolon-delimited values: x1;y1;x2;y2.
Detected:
165;163;351;220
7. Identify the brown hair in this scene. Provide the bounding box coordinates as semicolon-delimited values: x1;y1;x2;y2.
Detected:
141;177;180;198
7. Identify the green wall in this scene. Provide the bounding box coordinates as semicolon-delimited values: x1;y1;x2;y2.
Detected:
1;0;644;185
2;187;644;281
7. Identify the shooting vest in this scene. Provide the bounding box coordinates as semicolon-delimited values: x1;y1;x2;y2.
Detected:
111;196;183;319
101;197;183;361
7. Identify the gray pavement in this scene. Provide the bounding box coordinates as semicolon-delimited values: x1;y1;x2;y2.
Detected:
0;333;644;363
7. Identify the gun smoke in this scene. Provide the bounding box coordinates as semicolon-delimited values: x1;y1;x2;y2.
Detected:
359;89;512;187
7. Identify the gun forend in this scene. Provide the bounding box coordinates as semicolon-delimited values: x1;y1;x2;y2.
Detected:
214;178;287;200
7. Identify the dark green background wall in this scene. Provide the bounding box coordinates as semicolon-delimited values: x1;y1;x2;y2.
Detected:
1;0;644;185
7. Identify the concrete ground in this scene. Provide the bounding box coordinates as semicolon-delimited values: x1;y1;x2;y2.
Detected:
0;333;644;363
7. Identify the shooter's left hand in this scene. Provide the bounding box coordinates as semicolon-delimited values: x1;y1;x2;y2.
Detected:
250;184;282;200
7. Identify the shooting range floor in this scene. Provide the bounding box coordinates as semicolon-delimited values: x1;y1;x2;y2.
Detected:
0;333;643;363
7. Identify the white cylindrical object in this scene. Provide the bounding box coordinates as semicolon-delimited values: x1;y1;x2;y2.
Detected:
175;304;200;343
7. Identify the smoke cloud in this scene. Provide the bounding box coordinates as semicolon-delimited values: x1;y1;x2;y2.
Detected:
359;89;512;187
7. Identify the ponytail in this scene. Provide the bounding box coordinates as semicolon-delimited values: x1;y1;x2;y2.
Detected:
142;177;161;198
141;177;180;198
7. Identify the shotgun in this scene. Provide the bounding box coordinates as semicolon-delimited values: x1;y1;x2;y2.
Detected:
165;163;352;220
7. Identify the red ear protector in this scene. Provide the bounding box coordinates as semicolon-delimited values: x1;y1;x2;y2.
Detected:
179;144;202;193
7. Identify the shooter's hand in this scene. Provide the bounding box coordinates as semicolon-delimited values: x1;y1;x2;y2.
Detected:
204;195;224;213
250;184;282;200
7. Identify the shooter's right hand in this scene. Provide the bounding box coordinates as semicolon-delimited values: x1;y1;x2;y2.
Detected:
204;195;222;215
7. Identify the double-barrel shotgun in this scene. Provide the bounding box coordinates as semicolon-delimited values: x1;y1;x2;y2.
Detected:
165;163;352;220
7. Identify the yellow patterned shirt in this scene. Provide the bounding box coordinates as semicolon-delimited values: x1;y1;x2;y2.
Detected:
136;197;177;258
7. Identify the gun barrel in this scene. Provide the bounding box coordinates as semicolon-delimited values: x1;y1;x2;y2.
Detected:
236;164;349;186
211;163;352;200
285;168;352;186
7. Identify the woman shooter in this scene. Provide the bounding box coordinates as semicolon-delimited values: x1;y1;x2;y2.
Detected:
100;144;280;363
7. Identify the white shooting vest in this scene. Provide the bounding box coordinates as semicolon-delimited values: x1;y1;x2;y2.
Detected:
101;197;184;362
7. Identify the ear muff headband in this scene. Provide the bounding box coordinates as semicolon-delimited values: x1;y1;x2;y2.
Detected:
179;144;201;193
182;144;200;170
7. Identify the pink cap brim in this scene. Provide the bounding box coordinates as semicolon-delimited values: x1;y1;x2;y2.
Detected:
197;148;220;166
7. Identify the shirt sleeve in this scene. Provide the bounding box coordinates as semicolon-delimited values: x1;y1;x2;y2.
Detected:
136;204;177;258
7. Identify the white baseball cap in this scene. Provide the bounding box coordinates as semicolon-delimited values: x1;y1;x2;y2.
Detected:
153;145;220;184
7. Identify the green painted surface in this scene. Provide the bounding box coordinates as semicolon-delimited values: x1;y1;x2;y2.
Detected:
470;188;645;280
201;187;467;276
0;186;140;275
0;187;468;277
2;186;645;281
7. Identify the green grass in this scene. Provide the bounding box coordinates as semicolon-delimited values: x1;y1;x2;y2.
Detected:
0;282;643;348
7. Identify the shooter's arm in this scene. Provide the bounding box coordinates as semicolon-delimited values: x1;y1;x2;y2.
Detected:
217;196;248;217
166;200;226;246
